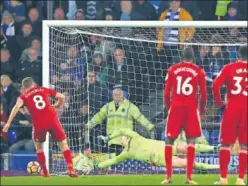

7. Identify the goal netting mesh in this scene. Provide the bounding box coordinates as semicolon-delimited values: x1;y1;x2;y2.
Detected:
46;22;247;175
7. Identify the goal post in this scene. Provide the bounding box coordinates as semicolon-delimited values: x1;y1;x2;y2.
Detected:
42;21;247;174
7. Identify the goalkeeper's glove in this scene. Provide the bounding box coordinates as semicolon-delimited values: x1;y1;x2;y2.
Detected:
97;135;110;144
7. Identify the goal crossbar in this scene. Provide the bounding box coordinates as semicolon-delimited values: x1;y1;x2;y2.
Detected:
43;20;247;28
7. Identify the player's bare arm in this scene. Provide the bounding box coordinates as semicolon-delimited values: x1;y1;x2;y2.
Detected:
2;98;24;132
53;92;65;108
212;66;228;107
164;70;172;109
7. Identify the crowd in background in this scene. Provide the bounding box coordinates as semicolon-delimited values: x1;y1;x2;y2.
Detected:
1;0;247;163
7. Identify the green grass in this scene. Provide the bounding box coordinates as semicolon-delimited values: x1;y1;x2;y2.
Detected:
1;175;247;185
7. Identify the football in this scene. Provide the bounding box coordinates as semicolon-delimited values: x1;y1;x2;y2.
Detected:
27;161;41;174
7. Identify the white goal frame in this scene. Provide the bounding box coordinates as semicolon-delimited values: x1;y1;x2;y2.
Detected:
42;20;247;171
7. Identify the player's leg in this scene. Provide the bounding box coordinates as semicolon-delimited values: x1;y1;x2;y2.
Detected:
32;127;49;177
34;141;49;177
236;144;248;185
49;121;78;177
184;108;202;184
185;137;197;184
236;111;248;185
163;107;184;184
215;108;238;185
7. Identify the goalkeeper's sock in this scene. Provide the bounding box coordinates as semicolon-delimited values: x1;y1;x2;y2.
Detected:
238;150;247;179
186;144;195;180
219;147;231;179
63;149;73;171
195;144;214;154
37;151;48;174
165;145;173;179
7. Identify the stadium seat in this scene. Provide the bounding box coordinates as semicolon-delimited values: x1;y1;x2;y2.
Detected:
210;130;220;145
8;130;17;145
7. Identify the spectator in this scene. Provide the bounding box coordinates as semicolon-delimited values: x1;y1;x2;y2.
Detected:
103;9;115;20
89;53;109;87
215;0;232;20
120;0;132;21
209;45;229;80
66;0;78;20
78;71;109;114
131;0;157;20
9;107;34;153
75;10;85;20
20;36;41;61
65;46;86;81
0;103;7;127
0;103;9;164
0;75;20;116
54;8;65;20
107;48;135;94
4;0;26;23
0;28;8;49
28;8;42;37
158;0;200;20
86;88;154;153
157;0;195;50
16;47;42;85
84;1;97;20
222;2;243;21
1;48;15;80
15;22;34;59
1;10;16;40
90;35;116;61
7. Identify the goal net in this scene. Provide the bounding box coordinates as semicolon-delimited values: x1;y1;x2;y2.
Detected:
42;21;247;175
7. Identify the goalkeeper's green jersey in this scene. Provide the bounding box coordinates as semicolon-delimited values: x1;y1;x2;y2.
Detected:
109;129;177;166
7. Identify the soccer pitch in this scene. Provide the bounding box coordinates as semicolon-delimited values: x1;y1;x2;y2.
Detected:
1;175;246;185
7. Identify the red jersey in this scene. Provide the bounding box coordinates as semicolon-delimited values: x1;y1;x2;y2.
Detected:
164;62;207;114
212;61;248;107
19;87;57;124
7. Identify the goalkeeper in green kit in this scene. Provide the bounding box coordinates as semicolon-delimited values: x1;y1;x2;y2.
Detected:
73;129;219;174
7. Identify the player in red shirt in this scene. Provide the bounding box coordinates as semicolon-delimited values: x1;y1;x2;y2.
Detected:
212;45;247;185
2;77;78;178
162;47;207;184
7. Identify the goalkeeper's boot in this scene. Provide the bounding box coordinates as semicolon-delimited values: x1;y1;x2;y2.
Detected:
40;170;50;177
214;178;228;185
67;169;78;178
161;178;172;184
236;178;246;185
186;179;198;185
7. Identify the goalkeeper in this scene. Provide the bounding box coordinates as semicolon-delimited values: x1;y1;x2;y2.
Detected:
73;129;219;173
86;88;154;152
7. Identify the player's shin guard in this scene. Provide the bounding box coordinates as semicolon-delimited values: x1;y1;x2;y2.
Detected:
219;147;231;179
63;149;73;171
187;144;195;181
165;145;173;180
238;150;247;179
37;151;48;174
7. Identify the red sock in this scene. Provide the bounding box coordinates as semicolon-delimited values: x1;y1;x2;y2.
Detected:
219;147;231;179
37;151;48;174
187;145;195;180
238;150;248;179
63;149;73;171
165;145;173;179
